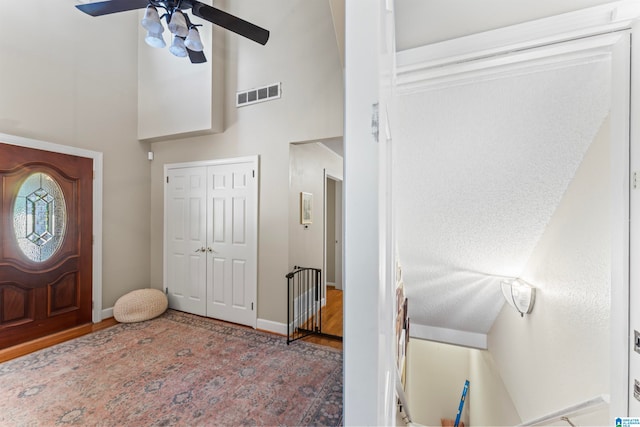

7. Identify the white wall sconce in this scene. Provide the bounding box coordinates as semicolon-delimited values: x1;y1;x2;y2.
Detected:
501;278;536;317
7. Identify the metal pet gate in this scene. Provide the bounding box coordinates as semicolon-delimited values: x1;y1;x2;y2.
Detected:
286;266;342;344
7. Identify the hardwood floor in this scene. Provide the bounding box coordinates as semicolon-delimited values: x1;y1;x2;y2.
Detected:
0;317;118;363
1;288;345;363
302;286;343;350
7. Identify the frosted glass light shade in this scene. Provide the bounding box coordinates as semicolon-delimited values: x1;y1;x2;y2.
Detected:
168;11;188;37
145;30;166;48
141;6;164;34
169;35;188;57
501;279;535;317
184;27;203;52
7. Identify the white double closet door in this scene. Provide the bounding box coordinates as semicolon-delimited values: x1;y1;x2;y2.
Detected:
164;157;258;328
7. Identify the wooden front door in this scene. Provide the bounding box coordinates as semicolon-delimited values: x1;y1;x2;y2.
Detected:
0;143;93;349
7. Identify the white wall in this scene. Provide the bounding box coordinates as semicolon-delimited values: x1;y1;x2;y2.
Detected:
0;3;151;309
489;116;611;424
405;338;519;426
148;0;344;325
288;142;343;272
468;349;521;426
406;339;471;426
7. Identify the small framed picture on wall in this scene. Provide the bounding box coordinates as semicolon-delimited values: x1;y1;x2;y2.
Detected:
300;192;313;224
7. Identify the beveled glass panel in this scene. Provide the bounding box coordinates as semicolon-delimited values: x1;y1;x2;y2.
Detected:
13;173;67;262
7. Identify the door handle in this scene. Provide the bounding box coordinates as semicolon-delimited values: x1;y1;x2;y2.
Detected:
194;247;206;253
207;247;217;253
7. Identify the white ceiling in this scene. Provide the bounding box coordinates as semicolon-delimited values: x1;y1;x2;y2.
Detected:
389;0;617;347
393;60;610;338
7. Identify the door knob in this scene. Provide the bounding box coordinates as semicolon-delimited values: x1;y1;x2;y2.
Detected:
195;247;206;253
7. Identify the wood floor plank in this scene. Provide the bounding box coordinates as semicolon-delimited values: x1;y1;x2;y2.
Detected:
303;287;343;350
0;317;118;363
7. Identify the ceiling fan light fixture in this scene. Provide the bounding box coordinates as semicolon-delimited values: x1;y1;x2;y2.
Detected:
184;27;204;52
169;35;188;57
168;10;189;37
141;5;164;34
145;30;166;48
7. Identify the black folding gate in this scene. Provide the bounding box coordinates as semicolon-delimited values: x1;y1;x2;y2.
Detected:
286;266;342;344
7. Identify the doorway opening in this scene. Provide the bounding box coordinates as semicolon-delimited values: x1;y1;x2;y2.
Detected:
288;141;343;349
321;173;343;342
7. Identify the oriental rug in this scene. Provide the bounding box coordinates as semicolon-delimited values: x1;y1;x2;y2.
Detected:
0;310;343;426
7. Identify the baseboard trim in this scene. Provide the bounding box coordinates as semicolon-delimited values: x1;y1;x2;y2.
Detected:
257;318;287;336
102;307;114;321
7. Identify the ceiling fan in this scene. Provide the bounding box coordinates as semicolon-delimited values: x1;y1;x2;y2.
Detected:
76;0;270;64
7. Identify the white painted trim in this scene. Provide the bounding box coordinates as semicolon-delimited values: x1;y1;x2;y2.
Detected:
395;0;640;93
609;25;640;419
410;323;488;350
164;155;258;170
396;0;640;66
102;307;114;321
609;31;631;418
397;35;621;93
257;318;287;336
323;171;344;308
0;133;104;324
391;5;635;413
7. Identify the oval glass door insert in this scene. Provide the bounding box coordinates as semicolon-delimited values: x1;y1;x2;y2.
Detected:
13;172;67;262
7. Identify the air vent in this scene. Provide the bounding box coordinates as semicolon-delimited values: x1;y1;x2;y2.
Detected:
236;82;281;107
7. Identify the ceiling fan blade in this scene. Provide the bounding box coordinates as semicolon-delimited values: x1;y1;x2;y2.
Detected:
187;48;207;64
76;0;150;16
190;2;269;45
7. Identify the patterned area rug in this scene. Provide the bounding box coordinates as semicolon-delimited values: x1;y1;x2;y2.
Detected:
0;310;343;426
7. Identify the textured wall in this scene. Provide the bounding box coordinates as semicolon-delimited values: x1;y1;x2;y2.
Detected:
489;116;611;423
393;58;611;335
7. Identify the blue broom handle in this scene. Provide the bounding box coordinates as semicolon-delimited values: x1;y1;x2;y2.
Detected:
454;380;469;427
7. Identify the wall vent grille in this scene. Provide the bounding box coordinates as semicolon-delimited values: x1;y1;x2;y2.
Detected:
236;82;281;107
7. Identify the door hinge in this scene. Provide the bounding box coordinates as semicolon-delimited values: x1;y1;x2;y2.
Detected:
92;301;94;309
165;288;168;294
371;102;379;143
251;302;254;311
166;176;169;184
252;170;255;178
634;172;638;189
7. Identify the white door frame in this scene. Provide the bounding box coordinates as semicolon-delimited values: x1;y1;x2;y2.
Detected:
163;155;259;328
323;171;343;295
0;132;104;323
394;4;639;417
